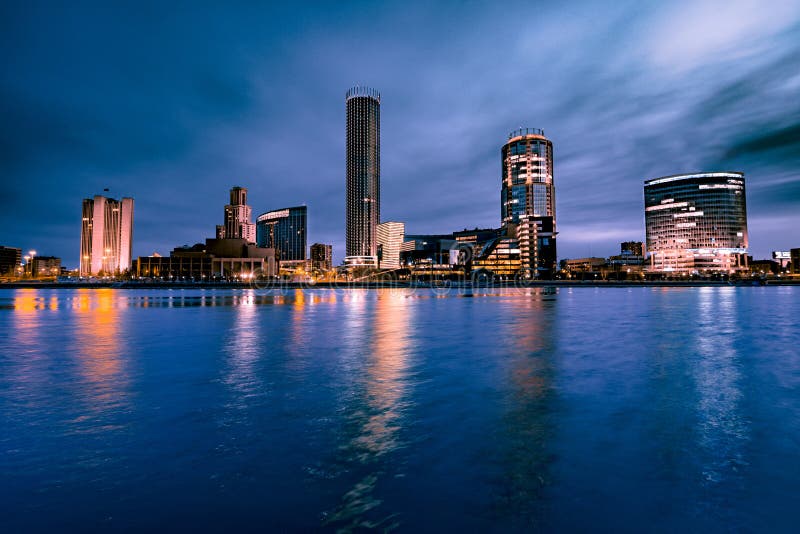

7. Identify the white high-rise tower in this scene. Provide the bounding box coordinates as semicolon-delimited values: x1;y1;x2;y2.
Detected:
80;194;134;276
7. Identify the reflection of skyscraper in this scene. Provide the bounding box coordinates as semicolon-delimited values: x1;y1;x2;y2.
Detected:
80;195;134;276
256;206;307;261
501;128;557;278
496;292;557;526
72;288;129;412
644;172;748;273
222;290;261;399
692;288;748;485
345;86;381;265
217;186;256;244
324;291;413;530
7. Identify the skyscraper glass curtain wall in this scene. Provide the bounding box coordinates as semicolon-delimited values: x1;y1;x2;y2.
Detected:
644;172;748;273
345;86;381;261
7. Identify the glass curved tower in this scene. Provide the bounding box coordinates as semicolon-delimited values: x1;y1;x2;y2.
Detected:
644;172;748;273
345;86;381;263
501;128;555;225
256;206;307;261
501;128;556;277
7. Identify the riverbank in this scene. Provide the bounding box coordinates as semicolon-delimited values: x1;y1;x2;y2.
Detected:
2;279;799;289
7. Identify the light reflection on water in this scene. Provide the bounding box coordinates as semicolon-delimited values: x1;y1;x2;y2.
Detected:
222;290;261;403
71;289;130;417
1;287;799;531
693;288;748;493
494;295;558;528
6;289;131;427
322;291;415;531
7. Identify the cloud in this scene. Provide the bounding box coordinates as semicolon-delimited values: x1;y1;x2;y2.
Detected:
723;123;800;159
641;0;800;73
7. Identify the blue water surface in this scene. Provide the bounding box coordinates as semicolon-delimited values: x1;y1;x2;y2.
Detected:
1;286;799;532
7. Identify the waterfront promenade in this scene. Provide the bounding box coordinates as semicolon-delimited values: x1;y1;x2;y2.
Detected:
2;279;799;290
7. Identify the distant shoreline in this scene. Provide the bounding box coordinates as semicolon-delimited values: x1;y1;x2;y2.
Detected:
2;280;798;289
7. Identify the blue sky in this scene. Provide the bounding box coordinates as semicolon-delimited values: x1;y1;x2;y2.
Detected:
2;0;799;266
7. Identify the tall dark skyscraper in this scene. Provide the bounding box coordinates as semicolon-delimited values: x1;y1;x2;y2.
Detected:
345;86;381;263
501;128;557;278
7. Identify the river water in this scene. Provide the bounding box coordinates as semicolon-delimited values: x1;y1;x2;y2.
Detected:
1;287;799;531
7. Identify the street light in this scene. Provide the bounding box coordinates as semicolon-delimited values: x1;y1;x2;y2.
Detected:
28;250;37;277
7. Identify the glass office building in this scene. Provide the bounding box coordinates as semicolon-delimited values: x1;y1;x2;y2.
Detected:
501;128;555;225
644;172;748;273
501;128;556;277
472;237;523;278
256;206;307;261
345;86;381;262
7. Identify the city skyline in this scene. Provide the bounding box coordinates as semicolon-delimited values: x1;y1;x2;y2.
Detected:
2;1;799;266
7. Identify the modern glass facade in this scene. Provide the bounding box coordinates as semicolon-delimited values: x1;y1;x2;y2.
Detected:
501;128;556;277
256;206;307;261
345;86;380;260
501;128;555;225
472;238;522;277
644;172;748;273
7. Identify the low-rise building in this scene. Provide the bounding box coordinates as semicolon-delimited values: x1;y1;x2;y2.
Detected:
621;241;644;256
472;237;522;278
133;238;276;280
747;258;779;276
791;248;800;274
562;257;606;273
310;243;333;272
32;256;62;277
